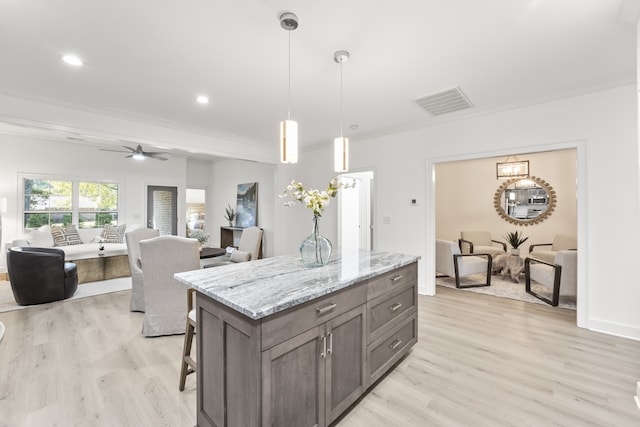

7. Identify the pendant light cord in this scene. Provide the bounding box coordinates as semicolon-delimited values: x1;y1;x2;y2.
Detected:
339;60;344;138
288;31;292;121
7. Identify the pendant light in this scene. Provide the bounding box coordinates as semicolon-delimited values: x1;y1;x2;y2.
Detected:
279;12;299;164
334;50;350;172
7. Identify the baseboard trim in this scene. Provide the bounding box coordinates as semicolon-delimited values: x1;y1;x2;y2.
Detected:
588;317;640;342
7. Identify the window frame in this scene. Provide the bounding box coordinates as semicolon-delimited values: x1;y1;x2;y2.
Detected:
20;173;123;230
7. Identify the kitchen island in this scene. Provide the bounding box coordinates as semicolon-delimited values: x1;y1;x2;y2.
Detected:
175;249;420;427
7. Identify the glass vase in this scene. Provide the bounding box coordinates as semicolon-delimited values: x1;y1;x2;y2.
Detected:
300;215;332;267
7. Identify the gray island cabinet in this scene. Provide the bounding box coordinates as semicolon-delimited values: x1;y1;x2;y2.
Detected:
175;250;419;427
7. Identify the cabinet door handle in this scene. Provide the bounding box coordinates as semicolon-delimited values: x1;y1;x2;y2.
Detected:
316;302;337;314
390;274;403;283
327;333;333;355
321;335;327;358
390;339;402;351
389;302;403;312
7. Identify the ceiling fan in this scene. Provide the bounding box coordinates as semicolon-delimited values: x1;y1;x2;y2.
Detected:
100;144;169;161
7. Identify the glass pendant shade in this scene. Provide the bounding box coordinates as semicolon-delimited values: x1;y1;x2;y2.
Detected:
334;136;349;172
280;119;298;163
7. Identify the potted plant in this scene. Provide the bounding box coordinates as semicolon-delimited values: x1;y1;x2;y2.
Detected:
224;204;236;227
504;230;528;256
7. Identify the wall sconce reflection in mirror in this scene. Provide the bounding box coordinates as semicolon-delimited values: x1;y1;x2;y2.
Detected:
496;160;529;179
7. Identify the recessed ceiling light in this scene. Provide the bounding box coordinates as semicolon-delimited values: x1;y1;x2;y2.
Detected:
350;124;359;130
196;95;209;105
62;54;83;67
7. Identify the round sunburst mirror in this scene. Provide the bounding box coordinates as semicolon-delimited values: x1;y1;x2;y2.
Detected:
493;176;556;226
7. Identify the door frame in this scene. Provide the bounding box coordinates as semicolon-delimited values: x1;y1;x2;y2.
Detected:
425;139;587;328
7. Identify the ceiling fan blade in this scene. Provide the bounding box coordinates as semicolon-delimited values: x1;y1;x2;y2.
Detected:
144;151;169;156
147;154;168;161
100;148;131;153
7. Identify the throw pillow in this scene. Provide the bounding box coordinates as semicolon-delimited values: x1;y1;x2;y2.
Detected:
230;250;251;263
50;225;82;247
101;224;126;243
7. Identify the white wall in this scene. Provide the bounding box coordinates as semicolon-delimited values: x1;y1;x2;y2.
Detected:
0;134;188;270
285;85;640;340
209;159;276;257
435;149;577;247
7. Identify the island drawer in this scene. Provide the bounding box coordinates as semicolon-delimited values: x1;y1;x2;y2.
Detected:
367;262;417;300
367;283;416;342
367;314;416;385
260;283;366;351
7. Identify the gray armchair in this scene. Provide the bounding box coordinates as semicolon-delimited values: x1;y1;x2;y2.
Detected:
436;239;493;288
125;228;160;312
525;250;577;306
139;235;201;337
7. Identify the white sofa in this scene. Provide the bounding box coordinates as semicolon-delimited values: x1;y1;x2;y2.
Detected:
11;225;132;258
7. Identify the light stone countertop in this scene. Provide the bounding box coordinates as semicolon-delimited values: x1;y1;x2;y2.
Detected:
174;249;420;320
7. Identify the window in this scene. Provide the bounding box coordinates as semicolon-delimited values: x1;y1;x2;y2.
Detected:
24;179;73;228
79;182;119;228
22;177;119;229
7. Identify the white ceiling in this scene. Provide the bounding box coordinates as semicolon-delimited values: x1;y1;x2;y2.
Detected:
0;0;637;160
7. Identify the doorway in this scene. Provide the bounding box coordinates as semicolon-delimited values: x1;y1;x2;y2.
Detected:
430;144;588;327
338;171;374;251
147;185;178;235
186;188;206;239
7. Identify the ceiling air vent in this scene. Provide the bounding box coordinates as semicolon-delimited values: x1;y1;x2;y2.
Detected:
414;86;473;116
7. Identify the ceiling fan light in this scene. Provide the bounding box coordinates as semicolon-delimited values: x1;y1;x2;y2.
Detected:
280;120;298;163
133;152;145;160
62;54;83;67
334;137;349;172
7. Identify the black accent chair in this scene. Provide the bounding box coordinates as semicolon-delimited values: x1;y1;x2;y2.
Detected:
7;247;78;305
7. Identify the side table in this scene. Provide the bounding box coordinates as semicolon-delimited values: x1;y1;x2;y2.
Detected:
493;254;524;283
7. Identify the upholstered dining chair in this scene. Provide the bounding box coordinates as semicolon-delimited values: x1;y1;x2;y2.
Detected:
139;236;201;337
6;247;78;305
202;226;263;268
436;239;493;288
125;227;160;312
525;250;577;306
459;230;507;258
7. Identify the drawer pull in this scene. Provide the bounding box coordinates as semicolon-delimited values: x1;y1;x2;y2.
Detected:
389;302;403;312
390;339;402;351
316;302;337;314
390;275;404;283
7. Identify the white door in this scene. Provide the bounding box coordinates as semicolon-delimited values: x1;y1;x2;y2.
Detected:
338;171;373;251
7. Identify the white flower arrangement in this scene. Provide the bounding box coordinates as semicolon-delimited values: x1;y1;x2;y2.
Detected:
190;229;209;244
280;177;356;217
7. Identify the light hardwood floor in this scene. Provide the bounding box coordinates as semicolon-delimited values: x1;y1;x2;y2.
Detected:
0;286;638;426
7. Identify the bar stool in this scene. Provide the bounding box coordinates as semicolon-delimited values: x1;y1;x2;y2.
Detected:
179;288;197;391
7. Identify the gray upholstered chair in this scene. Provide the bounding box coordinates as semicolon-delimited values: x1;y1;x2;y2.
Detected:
525;250;577;306
125;228;160;312
459;230;506;258
436;239;493;288
528;234;577;264
203;226;263;268
139;236;200;337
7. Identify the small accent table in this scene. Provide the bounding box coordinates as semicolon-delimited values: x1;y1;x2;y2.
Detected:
494;254;524;283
